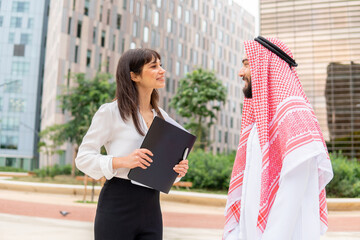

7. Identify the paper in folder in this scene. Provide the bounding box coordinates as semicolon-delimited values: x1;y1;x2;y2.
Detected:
128;116;196;194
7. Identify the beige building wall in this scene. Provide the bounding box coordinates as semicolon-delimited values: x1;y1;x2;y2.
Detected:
260;0;360;158
41;0;255;166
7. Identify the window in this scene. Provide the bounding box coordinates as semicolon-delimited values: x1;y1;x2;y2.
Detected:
86;50;91;67
10;17;22;28
1;116;20;130
143;27;149;43
0;136;19;150
176;61;180;76
11;61;29;75
123;0;127;10
8;33;15;43
185;10;190;24
12;1;30;13
202;20;207;32
116;14;122;29
101;30;105;47
73;0;76;10
9;98;25;112
177;6;182;19
84;0;89;15
27;18;33;28
132;21;138;37
121;38;125;53
136;2;140;16
107;9;110;25
0;98;2;111
13;44;25;56
218;130;222;143
67;17;72;34
92;27;97;43
151;30;156;47
129;0;133;13
99;5;103;21
0;16;3;27
167;18;172;33
154;11;159;27
74;45;79;63
77;20;82;38
130;42;136;49
20;33;31;45
112;34;116;51
156;0;161;8
178;43;182;57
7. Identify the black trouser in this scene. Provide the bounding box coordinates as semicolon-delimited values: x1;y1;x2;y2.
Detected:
95;178;162;240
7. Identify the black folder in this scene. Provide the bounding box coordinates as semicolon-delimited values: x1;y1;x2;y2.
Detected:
128;116;196;194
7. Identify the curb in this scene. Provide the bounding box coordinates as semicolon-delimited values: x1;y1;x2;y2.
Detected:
1;179;359;211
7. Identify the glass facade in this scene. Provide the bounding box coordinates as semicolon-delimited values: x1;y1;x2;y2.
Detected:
260;0;360;159
0;0;50;170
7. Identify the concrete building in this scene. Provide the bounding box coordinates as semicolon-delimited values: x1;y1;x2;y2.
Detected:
260;0;360;159
0;0;50;170
40;0;255;167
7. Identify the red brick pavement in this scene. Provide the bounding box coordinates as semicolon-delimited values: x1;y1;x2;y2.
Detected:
1;198;359;231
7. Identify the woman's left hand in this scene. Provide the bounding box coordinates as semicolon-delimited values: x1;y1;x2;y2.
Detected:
173;159;189;177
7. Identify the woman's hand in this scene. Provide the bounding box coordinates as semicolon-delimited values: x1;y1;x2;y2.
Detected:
173;159;189;177
113;149;153;169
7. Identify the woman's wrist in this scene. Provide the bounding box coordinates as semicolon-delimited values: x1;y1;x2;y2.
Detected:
112;156;127;169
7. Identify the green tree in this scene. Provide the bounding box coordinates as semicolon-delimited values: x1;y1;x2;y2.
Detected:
39;72;116;176
170;68;227;149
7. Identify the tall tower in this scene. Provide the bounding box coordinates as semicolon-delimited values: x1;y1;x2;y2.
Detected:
0;0;50;170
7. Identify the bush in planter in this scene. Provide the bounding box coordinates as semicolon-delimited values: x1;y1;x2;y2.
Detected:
326;152;360;198
182;149;235;190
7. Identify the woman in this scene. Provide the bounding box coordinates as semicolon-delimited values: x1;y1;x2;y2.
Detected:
75;48;189;240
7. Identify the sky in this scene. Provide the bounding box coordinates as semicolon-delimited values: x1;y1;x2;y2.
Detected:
234;0;260;35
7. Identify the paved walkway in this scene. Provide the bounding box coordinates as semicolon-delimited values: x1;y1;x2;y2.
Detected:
1;188;360;239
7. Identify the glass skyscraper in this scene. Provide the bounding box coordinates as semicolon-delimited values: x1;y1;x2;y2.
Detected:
0;0;49;170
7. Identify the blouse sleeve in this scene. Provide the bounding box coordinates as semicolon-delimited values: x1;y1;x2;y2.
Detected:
75;104;117;180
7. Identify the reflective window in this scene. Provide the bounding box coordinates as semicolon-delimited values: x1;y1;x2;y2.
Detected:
132;21;138;37
12;1;30;13
154;11;159;27
0;135;19;150
20;33;31;45
1;116;20;130
11;61;29;75
10;17;22;28
143;26;149;43
9;98;26;112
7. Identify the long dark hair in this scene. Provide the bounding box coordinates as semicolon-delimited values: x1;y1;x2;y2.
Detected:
115;48;164;136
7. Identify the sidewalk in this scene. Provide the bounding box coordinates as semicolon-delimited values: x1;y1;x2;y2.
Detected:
1;178;360;239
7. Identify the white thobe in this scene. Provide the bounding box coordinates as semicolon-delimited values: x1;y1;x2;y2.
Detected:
227;125;321;240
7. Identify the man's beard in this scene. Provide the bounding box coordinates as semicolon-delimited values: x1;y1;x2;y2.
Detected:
242;77;252;98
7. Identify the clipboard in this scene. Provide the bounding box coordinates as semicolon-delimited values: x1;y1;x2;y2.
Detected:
128;116;196;193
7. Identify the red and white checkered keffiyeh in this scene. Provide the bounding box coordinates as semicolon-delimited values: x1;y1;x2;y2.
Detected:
224;38;333;238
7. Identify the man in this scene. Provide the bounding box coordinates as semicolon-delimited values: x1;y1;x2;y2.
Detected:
224;37;333;240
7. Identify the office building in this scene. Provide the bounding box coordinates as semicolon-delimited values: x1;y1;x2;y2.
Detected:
260;0;360;159
0;0;49;170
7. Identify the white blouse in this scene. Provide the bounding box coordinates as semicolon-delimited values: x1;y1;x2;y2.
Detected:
75;100;183;181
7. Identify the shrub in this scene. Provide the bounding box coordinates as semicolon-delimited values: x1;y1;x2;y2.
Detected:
0;166;27;172
33;164;81;178
182;149;235;190
326;152;360;198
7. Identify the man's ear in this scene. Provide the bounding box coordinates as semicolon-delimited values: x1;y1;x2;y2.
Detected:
130;72;139;82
